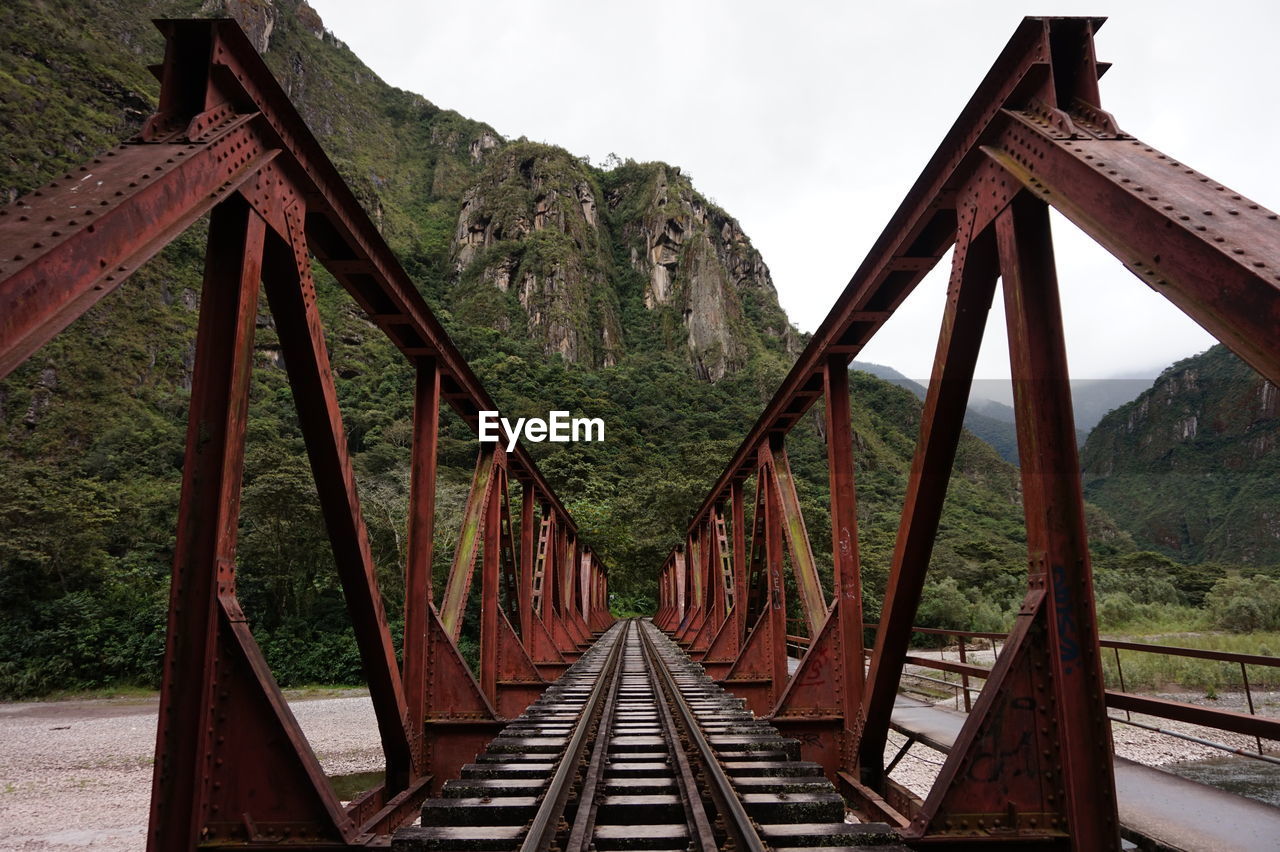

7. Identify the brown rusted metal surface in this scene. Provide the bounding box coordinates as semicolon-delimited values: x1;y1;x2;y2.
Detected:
859;210;1000;783
8;9;1280;850
0;129;275;379
822;356;866;759
403;358;440;769
995;191;1118;846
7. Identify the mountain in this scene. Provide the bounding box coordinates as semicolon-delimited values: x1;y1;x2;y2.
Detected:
961;405;1022;465
0;0;1083;695
852;361;925;395
1070;376;1160;433
852;362;1151;465
966;376;1156;435
0;0;796;377
1081;345;1280;565
452;148;797;377
852;362;1023;463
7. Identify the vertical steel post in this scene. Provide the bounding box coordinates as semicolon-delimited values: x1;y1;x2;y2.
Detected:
763;441;790;698
579;549;592;626
688;529;703;628
674;547;688;627
479;459;504;704
709;510;726;632
823;355;866;743
519;482;537;638
997;193;1119;849
586;558;599;629
147;198;265;852
1240;663;1262;754
731;480;747;642
543;512;559;627
563;532;575;628
402;356;439;764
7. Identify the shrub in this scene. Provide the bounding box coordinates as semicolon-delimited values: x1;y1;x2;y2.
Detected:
1206;575;1280;632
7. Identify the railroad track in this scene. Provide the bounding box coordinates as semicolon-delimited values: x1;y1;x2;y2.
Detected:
394;618;903;851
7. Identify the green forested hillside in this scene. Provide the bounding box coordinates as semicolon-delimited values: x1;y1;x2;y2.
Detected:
0;0;1139;697
1082;344;1280;565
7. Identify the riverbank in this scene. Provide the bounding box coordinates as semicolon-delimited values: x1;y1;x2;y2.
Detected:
0;690;380;851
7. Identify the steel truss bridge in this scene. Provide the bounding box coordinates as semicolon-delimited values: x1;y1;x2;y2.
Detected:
1;15;1277;852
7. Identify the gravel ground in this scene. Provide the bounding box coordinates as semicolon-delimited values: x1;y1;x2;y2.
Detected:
0;684;1275;850
0;690;379;851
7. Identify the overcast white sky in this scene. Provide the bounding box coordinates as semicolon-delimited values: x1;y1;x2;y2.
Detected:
307;0;1280;382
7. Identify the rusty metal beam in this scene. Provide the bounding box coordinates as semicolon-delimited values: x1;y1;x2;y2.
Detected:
0;127;275;379
822;356;866;736
730;481;747;643
1105;692;1280;740
674;547;688;627
996;192;1118;848
479;452;504;704
147;196;275;850
859;212;1000;782
520;481;537;638
983;120;1280;386
760;443;790;701
262;208;413;788
402;357;439;768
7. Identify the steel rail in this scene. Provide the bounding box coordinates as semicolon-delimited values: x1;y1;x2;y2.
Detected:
520;622;628;852
638;620;768;852
639;624;719;851
564;621;630;852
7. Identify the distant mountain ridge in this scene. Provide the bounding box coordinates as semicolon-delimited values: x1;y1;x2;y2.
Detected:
850;362;1148;464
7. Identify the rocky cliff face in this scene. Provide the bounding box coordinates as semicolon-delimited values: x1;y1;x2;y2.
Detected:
605;163;796;380
447;151;796;377
1081;345;1280;564
200;0;325;53
187;1;799;379
450;144;623;367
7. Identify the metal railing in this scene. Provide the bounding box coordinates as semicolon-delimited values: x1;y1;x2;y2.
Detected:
851;622;1280;764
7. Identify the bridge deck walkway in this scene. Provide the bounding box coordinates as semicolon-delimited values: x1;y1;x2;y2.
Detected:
889;695;1280;852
